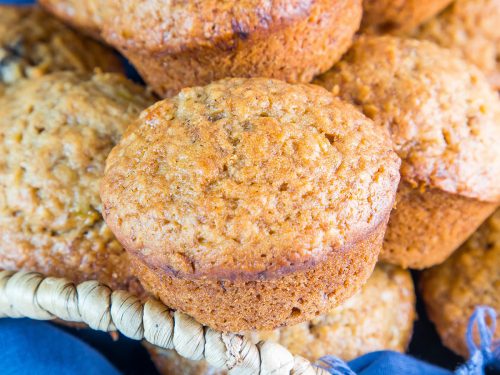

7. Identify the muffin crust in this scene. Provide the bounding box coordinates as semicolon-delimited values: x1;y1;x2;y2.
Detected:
41;0;363;97
361;0;453;33
101;78;400;330
146;264;415;374
0;72;153;290
0;6;122;89
316;36;500;268
421;209;500;356
413;0;500;89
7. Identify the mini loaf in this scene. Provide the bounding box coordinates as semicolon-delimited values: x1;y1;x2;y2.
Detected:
361;0;453;33
40;0;363;97
0;6;122;91
146;264;415;375
100;78;401;331
315;36;500;269
412;0;500;90
0;72;153;291
421;209;500;357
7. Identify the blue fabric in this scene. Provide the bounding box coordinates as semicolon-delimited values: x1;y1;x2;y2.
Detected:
0;319;120;375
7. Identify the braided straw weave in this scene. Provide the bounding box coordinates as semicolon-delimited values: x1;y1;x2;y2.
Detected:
0;270;329;375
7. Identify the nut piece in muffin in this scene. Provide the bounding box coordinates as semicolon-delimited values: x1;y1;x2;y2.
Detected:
0;72;153;291
41;0;363;97
0;6;122;91
421;209;500;357
100;78;401;332
412;0;500;90
361;0;453;33
315;36;500;269
145;264;415;375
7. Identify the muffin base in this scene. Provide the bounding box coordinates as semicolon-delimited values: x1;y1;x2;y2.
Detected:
130;223;384;332
118;0;361;97
381;182;497;269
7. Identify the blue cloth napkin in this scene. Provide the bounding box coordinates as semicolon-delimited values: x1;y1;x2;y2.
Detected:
0;319;453;375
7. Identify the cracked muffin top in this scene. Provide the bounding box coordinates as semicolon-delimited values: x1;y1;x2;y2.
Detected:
421;208;500;356
413;0;500;89
101;78;400;280
84;0;351;53
0;6;122;89
0;72;153;289
315;36;500;203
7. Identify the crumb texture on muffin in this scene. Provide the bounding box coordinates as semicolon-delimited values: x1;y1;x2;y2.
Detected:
421;209;500;357
316;36;500;203
101;78;400;280
0;72;152;289
0;6;122;87
412;0;500;89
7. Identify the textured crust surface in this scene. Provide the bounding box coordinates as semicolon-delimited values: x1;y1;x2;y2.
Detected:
130;224;382;331
315;36;500;203
412;0;500;89
361;0;453;33
381;182;497;269
39;0;103;39
145;264;415;374
0;6;122;88
421;209;500;356
0;72;152;291
40;0;362;97
101;78;400;280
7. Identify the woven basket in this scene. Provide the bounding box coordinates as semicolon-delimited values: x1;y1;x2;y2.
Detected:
0;269;331;375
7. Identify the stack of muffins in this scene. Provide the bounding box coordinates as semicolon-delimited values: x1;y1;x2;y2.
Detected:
0;1;498;373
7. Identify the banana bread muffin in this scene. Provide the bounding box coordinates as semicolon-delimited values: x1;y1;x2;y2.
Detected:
361;0;453;33
0;6;122;92
41;0;363;97
0;72;153;291
101;78;401;331
145;264;415;374
315;36;500;269
412;0;500;90
421;209;500;357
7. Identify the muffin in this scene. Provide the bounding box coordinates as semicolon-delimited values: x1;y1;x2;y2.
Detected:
0;6;122;92
100;78;401;331
412;0;500;90
145;264;415;374
315;36;500;269
41;0;363;97
0;72;153;291
361;0;453;33
421;209;500;357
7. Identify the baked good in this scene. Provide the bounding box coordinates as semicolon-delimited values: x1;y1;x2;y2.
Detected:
145;264;415;374
0;72;153;291
41;0;363;97
0;6;122;92
361;0;453;33
101;78;401;331
315;36;500;269
421;209;500;357
412;0;500;90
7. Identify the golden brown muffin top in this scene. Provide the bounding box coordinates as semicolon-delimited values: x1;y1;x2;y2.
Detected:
101;78;400;280
361;0;453;33
0;72;153;289
421;208;500;356
315;36;500;203
96;0;355;53
412;0;500;89
0;6;122;87
249;264;415;361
